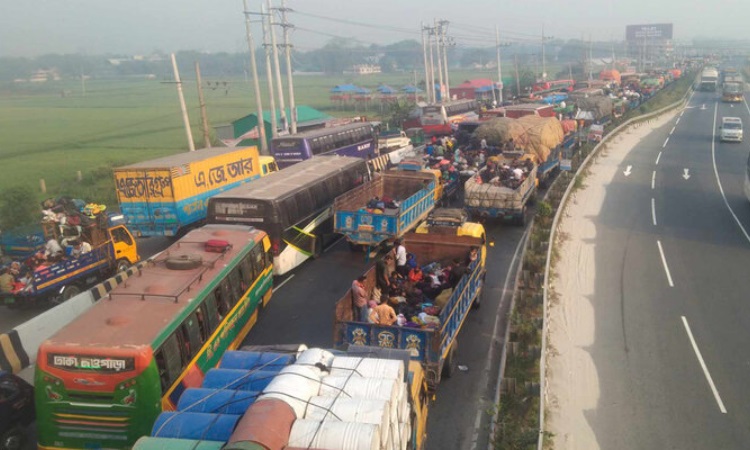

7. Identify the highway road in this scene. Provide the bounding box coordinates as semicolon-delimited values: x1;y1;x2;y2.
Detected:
577;88;750;448
244;223;527;450
3;206;531;450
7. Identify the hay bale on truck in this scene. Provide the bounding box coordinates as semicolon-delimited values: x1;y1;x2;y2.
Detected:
516;115;565;187
471;117;528;149
576;96;614;124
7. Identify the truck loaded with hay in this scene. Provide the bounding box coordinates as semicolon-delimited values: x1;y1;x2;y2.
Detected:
463;116;565;225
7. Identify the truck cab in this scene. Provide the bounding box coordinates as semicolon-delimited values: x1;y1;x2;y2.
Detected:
0;371;34;450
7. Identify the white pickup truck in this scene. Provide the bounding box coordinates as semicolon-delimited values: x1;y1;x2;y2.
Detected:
377;130;412;151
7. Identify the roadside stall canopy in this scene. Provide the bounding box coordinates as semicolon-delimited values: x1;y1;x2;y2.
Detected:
330;84;360;93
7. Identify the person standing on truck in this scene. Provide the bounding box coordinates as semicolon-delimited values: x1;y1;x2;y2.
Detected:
394;239;408;276
351;275;369;322
369;297;397;326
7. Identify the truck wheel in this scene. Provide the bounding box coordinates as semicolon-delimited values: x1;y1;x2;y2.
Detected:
515;207;527;227
61;285;81;302
116;259;131;273
348;242;364;252
472;287;483;310
1;426;25;450
442;339;458;379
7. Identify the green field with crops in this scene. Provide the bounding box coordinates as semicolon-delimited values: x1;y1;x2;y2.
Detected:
0;69;506;205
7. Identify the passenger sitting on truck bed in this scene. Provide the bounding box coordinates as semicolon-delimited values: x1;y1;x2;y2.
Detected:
0;267;14;293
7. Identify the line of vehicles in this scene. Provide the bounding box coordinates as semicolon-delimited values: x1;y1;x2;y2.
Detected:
4;67;694;448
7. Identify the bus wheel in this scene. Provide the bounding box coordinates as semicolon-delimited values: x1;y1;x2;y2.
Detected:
442;339;458;379
116;259;131;273
1;426;25;450
515;207;527;227
61;285;81;302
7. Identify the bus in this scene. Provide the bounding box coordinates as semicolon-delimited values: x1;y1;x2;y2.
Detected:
207;155;371;276
420;99;478;136
270;122;377;168
35;224;273;450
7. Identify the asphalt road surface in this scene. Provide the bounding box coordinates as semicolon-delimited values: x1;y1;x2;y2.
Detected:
583;89;750;449
244;221;527;450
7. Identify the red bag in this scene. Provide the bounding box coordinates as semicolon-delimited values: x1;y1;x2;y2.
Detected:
205;239;230;253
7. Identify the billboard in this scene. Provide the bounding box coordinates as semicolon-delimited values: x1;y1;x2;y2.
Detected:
626;23;673;41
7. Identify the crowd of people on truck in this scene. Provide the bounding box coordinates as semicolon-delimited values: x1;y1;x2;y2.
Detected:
476;157;534;189
352;240;479;328
0;197;102;295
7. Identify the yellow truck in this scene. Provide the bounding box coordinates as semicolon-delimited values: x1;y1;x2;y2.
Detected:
114;146;276;237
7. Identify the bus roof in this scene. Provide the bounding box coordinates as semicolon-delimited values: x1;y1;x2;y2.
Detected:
117;146;257;170
274;122;372;140
210;155;366;203
42;224;265;349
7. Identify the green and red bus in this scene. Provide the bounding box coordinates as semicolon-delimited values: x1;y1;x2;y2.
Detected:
35;224;273;450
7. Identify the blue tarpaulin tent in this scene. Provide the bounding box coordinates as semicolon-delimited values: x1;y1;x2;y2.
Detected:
330;84;360;93
402;85;423;94
377;85;397;94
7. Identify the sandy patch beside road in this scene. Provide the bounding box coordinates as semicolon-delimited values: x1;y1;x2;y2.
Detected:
545;110;678;450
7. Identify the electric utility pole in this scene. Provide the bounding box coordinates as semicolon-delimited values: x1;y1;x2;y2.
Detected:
434;19;444;102
440;19;451;101
267;0;288;133
170;53;195;152
280;0;297;133
243;0;268;153
261;4;278;138
421;23;431;103
428;25;436;102
194;61;211;148
496;26;504;103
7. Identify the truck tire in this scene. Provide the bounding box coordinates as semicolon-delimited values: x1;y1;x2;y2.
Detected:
61;285;81;302
442;339;458;379
515;207;527;227
1;426;25;450
165;254;203;270
116;259;131;273
472;287;483;310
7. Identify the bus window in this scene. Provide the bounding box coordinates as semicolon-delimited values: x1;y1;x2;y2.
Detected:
228;268;243;300
182;313;204;359
155;334;183;393
214;285;230;319
203;295;220;332
240;255;256;283
220;279;234;309
251;246;264;274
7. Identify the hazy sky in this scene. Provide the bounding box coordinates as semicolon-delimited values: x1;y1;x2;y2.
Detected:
1;0;749;57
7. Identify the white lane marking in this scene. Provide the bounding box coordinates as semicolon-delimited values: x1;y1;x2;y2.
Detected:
274;274;295;290
655;151;662;165
651;170;656;189
711;102;750;244
670;126;676;135
623;165;632;176
681;316;728;414
477;228;529;450
677;116;681;123
656;240;674;287
682;168;691;180
663;137;670;148
651;198;657;226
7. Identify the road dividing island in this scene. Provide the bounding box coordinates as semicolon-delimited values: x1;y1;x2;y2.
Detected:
544;110;678;449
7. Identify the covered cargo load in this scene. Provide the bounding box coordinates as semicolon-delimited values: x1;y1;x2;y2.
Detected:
141;346;429;450
463;156;537;225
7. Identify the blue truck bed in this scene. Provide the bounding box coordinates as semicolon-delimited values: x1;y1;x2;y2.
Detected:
333;171;437;248
334;232;485;389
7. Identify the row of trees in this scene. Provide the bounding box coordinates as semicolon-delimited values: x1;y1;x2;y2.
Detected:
0;38;628;82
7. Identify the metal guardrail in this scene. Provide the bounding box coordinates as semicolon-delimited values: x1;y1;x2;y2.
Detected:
536;77;697;450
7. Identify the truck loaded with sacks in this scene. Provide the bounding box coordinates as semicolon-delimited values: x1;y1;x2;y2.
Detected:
133;345;429;450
